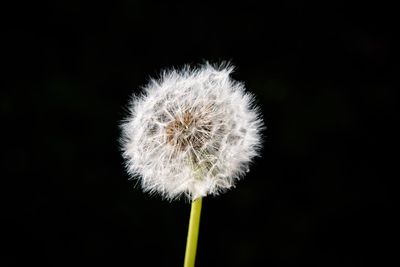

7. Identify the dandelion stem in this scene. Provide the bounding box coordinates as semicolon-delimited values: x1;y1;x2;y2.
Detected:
184;197;202;267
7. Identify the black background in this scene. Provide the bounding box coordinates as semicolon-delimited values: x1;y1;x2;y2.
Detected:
2;1;397;266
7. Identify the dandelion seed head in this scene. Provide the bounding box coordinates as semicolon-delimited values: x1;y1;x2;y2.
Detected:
121;63;263;201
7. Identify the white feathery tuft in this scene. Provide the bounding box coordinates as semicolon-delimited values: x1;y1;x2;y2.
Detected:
121;63;263;201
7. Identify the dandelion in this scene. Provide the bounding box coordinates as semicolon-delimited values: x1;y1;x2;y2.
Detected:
121;62;263;267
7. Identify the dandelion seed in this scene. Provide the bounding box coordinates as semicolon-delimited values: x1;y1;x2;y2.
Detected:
121;63;263;201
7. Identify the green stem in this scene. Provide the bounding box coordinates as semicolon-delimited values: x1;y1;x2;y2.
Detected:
184;197;203;267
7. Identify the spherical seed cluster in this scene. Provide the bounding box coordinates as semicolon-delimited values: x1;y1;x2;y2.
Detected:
121;63;263;201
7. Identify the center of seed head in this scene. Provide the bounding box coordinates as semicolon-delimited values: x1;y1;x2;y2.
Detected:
165;111;211;150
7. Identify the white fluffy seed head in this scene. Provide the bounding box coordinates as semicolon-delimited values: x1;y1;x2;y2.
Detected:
121;63;263;201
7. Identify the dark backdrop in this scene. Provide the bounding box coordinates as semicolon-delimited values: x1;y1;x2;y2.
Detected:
2;1;396;266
